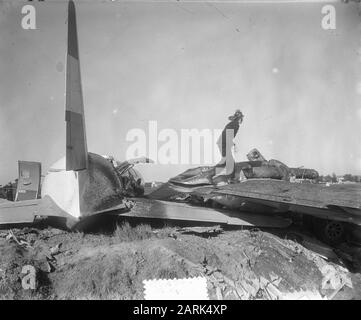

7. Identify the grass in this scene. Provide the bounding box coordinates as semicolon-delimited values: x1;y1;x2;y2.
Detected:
113;222;154;242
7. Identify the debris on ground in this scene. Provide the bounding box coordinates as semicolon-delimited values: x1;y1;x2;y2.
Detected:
5;230;32;249
176;226;223;237
0;224;361;300
50;243;62;256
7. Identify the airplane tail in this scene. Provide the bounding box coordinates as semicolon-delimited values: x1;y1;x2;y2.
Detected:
0;0;128;231
63;1;125;226
65;0;88;171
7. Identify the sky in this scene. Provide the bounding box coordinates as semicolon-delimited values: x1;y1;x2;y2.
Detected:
0;0;361;183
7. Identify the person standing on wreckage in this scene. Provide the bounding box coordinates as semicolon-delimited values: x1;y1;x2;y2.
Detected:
213;109;244;180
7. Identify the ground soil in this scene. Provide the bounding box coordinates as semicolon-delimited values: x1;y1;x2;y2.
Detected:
1;222;361;300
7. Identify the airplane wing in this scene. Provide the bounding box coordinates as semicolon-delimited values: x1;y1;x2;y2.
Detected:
211;179;361;225
144;183;291;228
118;198;292;228
147;179;361;225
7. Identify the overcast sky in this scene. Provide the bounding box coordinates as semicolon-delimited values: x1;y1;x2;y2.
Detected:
1;0;361;183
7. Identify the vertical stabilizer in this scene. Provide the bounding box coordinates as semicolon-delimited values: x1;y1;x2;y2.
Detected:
65;0;88;171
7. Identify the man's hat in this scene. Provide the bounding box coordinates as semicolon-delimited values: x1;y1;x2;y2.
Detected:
228;109;244;121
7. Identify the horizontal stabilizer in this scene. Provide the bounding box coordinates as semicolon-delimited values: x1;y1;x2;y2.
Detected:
0;199;39;225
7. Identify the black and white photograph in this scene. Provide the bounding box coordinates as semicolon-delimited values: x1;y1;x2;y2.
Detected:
1;0;361;304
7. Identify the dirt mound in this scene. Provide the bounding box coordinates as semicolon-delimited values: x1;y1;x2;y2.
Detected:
50;241;191;299
0;224;360;300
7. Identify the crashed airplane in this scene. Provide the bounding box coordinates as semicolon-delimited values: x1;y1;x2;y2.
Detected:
0;1;291;231
1;1;360;245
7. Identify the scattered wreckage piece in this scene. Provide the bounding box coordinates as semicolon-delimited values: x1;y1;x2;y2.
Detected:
50;243;62;256
176;225;223;237
285;232;339;261
5;230;32;249
114;157;154;197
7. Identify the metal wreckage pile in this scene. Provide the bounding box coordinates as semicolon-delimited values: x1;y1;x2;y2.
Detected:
147;147;361;246
167;147;318;186
1;0;361;300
